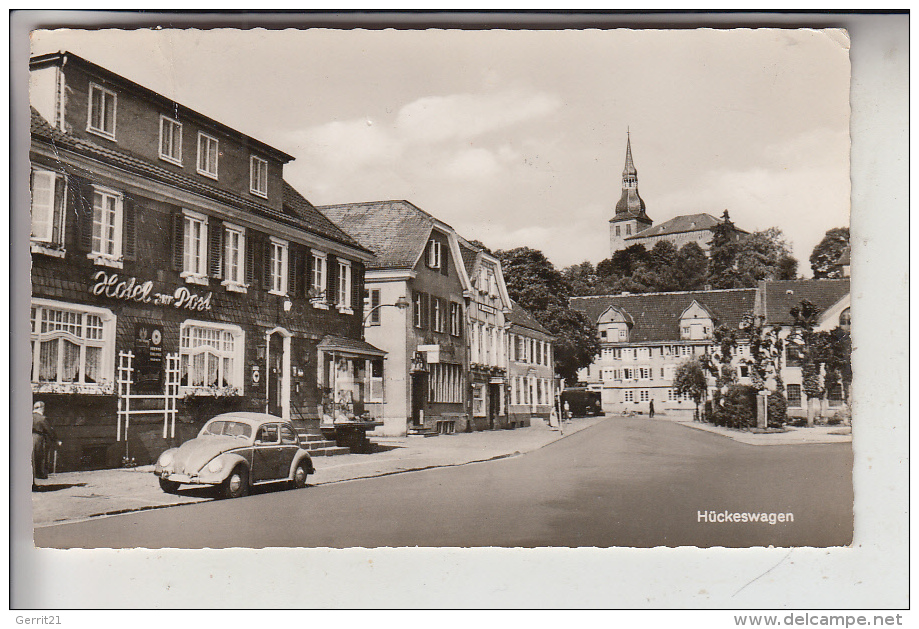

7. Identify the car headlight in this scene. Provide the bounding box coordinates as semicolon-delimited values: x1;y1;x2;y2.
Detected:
207;458;224;474
158;451;174;467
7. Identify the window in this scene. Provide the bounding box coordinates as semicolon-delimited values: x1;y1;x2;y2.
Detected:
281;425;298;446
739;365;750;378
432;298;444;333
182;210;208;283
90;186;123;263
30;300;115;391
250;156;268;198
786;344;803;368
159;116;182;165
180;321;244;393
222;224;246;289
365;289;381;325
639;389;649;402
30;169;66;249
87;83;116;139
624;390;634;403
197;132;219;179
414;292;424;329
615;225;621;236
450;302;462;336
472;383;486;417
680;345;692;357
639;367;651;380
786;384;802;408
839;308;851;332
310;252;327;303
619;328;627;341
256;424;279;444
337;260;352;311
682;326;691;339
827;383;845;407
625;224;631;236
269;237;288;295
427;239;441;269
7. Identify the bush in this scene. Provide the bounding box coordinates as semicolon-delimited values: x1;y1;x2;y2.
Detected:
713;384;757;429
767;391;788;428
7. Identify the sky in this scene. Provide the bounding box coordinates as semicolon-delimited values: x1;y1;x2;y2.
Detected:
29;27;851;273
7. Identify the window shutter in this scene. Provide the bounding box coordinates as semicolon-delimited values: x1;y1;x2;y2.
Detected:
327;254;337;304
52;174;66;245
288;243;302;298
262;237;272;290
171;209;185;271
122;195;136;261
421;293;430;329
208;220;223;278
70;176;95;252
351;261;363;316
440;243;448;276
303;247;312;296
246;231;260;290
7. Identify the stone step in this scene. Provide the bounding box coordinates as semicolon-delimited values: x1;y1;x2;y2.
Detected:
302;440;338;450
308;446;351;457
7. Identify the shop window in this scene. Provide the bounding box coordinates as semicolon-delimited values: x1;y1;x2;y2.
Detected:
87;83;116;139
180;321;244;394
197;132;219;179
369;359;384;402
182;210;208;284
786;384;802;408
250;155;268;198
30;168;66;252
428;363;463;404
472;383;486;417
159;116;182;165
30;300;115;392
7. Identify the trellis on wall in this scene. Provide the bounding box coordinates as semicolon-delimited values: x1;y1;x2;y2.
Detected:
116;351;181;452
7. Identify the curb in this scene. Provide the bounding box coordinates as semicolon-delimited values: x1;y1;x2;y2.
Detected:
674;419;853;446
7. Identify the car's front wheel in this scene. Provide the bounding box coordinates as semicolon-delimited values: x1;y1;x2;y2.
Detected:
292;460;309;489
222;465;249;499
159;478;180;494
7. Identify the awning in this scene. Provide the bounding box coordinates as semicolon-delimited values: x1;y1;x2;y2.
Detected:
318;335;387;358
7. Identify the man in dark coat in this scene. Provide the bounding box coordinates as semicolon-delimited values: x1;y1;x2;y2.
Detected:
649;399;655;419
32;401;57;485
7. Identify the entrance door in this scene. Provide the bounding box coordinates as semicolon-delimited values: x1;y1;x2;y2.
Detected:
488;383;501;429
410;372;427;426
267;332;285;417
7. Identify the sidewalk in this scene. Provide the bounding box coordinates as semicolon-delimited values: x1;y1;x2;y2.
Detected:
653;409;853;446
31;415;607;528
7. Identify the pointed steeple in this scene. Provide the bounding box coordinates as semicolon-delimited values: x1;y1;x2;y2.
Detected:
615;130;647;218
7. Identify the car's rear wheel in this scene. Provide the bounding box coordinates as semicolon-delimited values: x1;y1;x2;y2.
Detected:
222;465;249;499
292;460;309;489
159;478;180;494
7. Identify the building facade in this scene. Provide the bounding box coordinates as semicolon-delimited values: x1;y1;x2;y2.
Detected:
507;301;555;428
28;52;379;471
318;201;471;437
571;289;758;414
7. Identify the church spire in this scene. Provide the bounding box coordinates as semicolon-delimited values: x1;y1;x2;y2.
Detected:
615;130;647;217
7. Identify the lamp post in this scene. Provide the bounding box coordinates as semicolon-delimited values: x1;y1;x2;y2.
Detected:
361;295;410;339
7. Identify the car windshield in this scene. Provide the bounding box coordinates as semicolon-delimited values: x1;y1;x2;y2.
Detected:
202;420;252;439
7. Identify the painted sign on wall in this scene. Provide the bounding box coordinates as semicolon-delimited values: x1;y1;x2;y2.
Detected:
91;270;212;311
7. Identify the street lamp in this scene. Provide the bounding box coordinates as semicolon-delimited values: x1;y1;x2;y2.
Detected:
362;295;410;339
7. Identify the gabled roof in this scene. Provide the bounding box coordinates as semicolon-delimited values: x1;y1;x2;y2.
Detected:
759;279;851;326
570;288;757;343
508;300;553;337
458;240;481;278
626;212;746;240
316;200;437;270
30;108;368;254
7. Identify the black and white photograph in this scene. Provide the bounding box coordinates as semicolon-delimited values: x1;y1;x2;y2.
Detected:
11;11;908;612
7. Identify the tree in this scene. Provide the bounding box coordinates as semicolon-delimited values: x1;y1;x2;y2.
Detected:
809;227;850;279
707;223;800;288
496;247;600;381
789;299;823;427
562;261;601;297
673;242;709;291
597;244;651;285
674;358;709;421
814;325;852;421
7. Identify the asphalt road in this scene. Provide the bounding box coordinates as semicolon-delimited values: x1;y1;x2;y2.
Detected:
34;417;853;548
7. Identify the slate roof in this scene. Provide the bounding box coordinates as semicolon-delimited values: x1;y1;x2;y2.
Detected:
626;213;728;240
570;288;758;343
508;300;553;337
458;239;482;278
316;200;437;270
759;279;850;326
30;108;367;253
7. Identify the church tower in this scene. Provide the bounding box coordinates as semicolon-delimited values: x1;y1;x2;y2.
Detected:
609;132;653;256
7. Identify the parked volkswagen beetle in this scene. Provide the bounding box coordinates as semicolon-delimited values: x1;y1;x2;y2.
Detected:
154;412;315;498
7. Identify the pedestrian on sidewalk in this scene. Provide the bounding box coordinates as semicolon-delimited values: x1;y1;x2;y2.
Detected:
32;401;57;487
649;399;655;419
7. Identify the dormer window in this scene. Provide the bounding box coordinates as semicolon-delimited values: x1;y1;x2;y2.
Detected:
197;132;219;179
427;239;441;269
250;156;268;198
159;116;183;165
87;83;116;140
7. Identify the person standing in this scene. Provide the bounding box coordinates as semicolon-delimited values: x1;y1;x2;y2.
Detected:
32;401;57;486
649;399;655;419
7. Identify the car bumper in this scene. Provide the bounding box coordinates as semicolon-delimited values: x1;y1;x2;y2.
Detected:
156;470;221;486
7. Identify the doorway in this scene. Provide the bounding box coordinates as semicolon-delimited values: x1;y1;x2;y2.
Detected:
266;328;291;420
410;372;427;427
488;383;501;429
